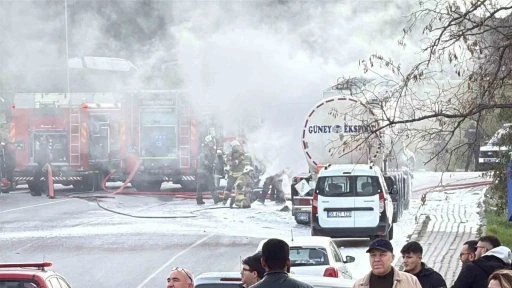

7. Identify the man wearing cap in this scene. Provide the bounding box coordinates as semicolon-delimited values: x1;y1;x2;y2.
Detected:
241;252;265;287
353;239;422;288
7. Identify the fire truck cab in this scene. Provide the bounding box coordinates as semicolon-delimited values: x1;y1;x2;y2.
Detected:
11;92;122;192
120;90;224;192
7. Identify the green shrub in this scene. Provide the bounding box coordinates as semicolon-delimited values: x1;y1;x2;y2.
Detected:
485;211;512;248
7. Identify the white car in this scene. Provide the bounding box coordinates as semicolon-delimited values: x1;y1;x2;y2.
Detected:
310;164;394;240
255;236;355;279
194;272;356;288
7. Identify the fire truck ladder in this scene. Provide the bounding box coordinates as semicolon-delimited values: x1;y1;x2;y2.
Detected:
69;106;81;165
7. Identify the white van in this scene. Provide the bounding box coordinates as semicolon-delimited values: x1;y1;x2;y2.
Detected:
310;164;394;240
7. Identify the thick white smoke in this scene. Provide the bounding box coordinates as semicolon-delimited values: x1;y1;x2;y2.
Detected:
170;1;424;178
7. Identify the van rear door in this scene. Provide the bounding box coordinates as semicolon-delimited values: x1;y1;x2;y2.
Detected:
353;175;381;227
316;176;355;228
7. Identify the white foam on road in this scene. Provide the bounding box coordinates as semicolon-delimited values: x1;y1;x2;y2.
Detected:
1;172;489;280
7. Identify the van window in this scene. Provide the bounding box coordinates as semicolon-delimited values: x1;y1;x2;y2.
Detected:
317;176;351;197
355;176;381;197
317;175;382;197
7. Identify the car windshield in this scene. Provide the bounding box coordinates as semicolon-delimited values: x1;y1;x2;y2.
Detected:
0;280;39;288
289;247;329;266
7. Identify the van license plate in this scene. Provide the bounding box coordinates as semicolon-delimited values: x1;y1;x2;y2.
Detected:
327;211;351;218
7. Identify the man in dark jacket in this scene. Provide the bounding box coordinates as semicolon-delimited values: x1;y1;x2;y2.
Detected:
451;236;511;288
465;121;483;172
400;241;447;288
250;238;313;288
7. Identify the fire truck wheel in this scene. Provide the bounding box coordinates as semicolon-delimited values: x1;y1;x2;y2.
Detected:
181;181;202;192
131;180;162;192
27;181;38;192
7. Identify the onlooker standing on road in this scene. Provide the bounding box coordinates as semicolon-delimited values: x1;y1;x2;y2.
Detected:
353;239;422;288
400;241;447;288
166;267;194;288
488;269;512;288
241;252;265;287
250;238;313;288
452;236;512;288
460;240;478;268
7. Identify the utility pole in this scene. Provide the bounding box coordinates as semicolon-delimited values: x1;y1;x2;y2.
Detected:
64;0;70;96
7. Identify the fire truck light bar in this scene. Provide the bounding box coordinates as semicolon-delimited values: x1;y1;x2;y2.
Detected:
0;262;53;269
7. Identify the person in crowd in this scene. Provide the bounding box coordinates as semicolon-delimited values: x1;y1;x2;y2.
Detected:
488;269;512;288
452;236;512;288
241;252;265;287
400;241;447;288
166;267;194;288
353;238;421;288
460;240;478;268
476;236;503;259
250;238;313;288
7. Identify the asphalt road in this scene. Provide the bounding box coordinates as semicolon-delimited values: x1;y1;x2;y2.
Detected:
0;188;265;288
0;171;485;287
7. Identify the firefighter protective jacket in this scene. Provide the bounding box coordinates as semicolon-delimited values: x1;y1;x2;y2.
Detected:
226;150;245;177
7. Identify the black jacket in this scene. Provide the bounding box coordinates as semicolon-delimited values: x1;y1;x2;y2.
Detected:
249;271;313;288
412;263;447;288
451;255;509;288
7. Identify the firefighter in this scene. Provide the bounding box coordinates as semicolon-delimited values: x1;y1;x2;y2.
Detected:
259;170;286;205
465;121;483;172
196;135;223;205
222;140;246;205
230;166;256;208
32;135;51;197
4;142;15;189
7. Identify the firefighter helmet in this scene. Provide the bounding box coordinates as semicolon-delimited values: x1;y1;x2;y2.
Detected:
231;140;241;148
243;166;254;174
204;135;214;144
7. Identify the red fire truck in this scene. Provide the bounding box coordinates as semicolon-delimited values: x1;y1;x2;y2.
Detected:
118;89;224;192
11;92;123;192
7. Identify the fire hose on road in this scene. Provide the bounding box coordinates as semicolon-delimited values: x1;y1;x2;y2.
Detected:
46;159;232;219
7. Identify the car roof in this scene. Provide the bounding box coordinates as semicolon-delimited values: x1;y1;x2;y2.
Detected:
0;269;56;279
195;272;356;288
256;236;333;252
318;164;381;177
0;262;58;281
